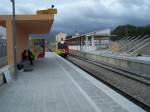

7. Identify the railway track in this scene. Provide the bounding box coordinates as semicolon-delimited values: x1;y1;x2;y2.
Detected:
69;55;150;85
67;54;150;111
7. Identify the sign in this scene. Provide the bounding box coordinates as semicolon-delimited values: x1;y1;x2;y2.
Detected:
37;8;57;15
2;67;11;83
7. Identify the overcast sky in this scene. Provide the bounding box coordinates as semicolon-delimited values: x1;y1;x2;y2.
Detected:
0;0;150;35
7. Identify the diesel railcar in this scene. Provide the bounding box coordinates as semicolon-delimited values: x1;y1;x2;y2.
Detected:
56;41;69;57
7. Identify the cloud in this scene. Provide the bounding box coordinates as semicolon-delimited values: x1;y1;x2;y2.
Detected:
0;0;150;36
0;2;11;15
52;0;150;34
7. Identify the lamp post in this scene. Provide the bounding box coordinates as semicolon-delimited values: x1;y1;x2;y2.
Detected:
125;24;128;37
11;0;17;79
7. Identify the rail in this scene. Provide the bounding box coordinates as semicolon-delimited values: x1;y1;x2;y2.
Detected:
68;54;150;85
67;55;150;111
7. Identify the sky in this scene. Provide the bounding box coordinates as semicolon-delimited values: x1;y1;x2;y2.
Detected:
0;0;150;37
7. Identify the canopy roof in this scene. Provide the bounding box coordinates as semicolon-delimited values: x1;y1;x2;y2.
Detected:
0;15;54;34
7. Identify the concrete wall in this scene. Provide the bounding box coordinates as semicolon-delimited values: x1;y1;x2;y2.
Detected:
109;42;120;52
110;41;150;55
138;43;150;55
69;50;150;78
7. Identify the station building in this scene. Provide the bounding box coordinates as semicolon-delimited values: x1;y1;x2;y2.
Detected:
66;29;116;52
0;8;57;80
0;8;57;65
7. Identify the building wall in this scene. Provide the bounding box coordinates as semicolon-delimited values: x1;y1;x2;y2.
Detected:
6;20;29;64
16;25;28;63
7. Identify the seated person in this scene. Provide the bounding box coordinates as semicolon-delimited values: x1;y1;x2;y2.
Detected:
27;49;35;65
17;49;35;71
22;49;34;66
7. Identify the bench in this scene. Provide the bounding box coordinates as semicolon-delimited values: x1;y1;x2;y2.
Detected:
17;60;33;72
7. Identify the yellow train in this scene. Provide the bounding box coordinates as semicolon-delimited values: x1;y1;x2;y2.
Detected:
56;41;69;57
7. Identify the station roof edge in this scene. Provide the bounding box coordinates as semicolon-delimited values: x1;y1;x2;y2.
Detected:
0;14;54;21
65;34;117;41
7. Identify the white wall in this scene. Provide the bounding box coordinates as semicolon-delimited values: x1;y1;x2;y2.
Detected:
69;45;97;52
56;32;67;42
69;39;111;52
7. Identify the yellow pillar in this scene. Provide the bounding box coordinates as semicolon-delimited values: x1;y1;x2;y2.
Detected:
6;19;14;65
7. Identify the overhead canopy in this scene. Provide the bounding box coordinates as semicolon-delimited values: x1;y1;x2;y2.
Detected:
0;14;55;64
0;15;54;34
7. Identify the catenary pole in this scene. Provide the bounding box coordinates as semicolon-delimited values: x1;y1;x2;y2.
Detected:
11;0;17;79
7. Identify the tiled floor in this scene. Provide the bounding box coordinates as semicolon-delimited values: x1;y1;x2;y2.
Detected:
0;52;145;112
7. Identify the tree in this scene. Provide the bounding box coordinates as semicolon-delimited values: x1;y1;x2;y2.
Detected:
111;24;150;41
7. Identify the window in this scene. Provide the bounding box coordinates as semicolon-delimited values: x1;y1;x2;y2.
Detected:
58;42;68;49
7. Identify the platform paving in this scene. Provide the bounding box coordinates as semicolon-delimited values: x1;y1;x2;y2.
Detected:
0;52;145;112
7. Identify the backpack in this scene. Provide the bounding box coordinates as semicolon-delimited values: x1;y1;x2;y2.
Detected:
17;64;24;70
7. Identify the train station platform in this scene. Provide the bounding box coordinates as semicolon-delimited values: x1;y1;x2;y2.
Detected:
0;52;145;112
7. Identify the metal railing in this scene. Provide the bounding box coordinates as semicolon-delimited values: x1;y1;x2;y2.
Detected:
116;35;150;54
119;36;141;51
119;36;133;47
127;36;150;53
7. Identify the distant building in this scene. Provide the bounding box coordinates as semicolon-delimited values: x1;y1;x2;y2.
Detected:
0;39;7;58
66;35;72;39
0;39;6;47
56;32;67;42
0;26;7;57
66;29;116;52
0;26;6;39
94;29;111;35
0;26;6;47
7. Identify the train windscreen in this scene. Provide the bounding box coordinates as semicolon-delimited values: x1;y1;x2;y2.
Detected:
58;42;68;49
